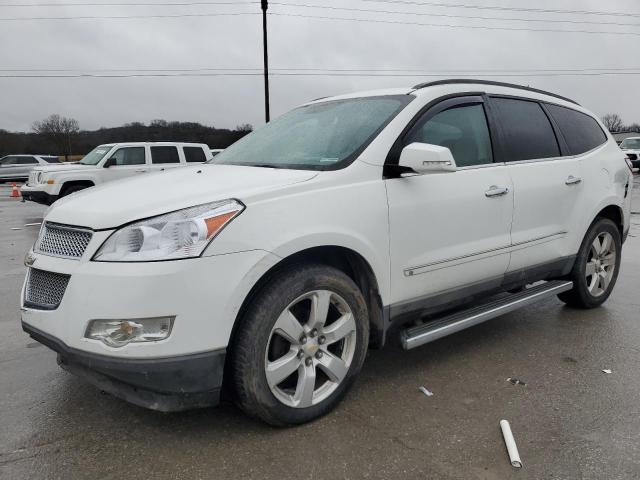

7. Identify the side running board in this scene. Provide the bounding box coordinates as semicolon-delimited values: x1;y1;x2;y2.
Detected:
400;280;573;350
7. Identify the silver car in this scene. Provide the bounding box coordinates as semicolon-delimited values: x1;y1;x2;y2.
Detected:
0;155;60;182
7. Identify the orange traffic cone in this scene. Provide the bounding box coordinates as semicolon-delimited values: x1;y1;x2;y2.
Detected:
10;182;21;198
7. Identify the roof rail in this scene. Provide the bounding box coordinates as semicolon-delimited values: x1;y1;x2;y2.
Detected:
411;79;579;105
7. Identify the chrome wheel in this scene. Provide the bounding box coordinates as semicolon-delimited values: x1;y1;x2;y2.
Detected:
586;232;617;297
264;290;357;408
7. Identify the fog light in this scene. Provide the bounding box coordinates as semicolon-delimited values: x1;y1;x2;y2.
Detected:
85;317;174;347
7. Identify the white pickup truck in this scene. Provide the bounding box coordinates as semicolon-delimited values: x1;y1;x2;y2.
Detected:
21;142;210;205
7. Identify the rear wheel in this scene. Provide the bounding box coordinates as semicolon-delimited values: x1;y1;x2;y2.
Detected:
558;218;621;308
231;264;369;426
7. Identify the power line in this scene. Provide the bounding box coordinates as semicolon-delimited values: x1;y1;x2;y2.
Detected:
2;67;640;73
271;2;640;28
0;11;258;20
1;1;256;6
364;0;640;19
270;12;640;37
3;71;640;78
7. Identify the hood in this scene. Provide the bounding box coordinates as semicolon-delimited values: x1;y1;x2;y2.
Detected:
46;164;318;229
35;163;96;174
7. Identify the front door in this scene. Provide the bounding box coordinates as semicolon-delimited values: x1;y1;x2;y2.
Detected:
386;96;513;318
101;146;148;183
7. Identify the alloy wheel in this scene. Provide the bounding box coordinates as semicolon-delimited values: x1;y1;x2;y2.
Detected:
585;232;617;297
264;290;357;408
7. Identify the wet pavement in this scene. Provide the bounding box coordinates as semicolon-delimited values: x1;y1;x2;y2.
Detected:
1;179;639;479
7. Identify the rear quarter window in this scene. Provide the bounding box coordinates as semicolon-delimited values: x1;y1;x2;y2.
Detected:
545;104;607;155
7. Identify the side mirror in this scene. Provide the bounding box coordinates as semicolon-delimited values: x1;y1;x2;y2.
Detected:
398;143;457;174
103;157;116;168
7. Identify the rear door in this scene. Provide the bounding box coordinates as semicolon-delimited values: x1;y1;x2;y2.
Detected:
148;145;183;173
385;95;514;317
491;96;584;275
15;156;39;178
0;156;19;179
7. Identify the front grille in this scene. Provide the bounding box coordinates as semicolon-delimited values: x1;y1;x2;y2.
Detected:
35;222;93;259
28;171;39;185
24;268;70;310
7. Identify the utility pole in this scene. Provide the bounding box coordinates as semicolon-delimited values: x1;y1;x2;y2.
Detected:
261;0;270;122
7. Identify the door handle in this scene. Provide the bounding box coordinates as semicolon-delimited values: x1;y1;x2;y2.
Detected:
135;169;147;173
565;175;582;185
485;186;509;197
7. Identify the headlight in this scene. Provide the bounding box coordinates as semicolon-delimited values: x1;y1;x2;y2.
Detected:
93;199;244;262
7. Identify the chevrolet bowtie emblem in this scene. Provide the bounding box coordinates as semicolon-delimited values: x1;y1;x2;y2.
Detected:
24;253;36;267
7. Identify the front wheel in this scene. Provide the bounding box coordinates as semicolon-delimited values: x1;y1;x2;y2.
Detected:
231;264;369;426
558;218;621;308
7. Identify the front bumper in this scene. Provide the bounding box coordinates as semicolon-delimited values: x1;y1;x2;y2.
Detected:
21;245;280;411
20;185;58;205
23;322;225;411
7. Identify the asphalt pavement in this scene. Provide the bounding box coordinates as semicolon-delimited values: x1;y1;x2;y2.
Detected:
1;179;639;479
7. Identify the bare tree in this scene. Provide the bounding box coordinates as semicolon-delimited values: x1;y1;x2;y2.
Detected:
32;114;80;160
601;113;624;133
235;123;253;132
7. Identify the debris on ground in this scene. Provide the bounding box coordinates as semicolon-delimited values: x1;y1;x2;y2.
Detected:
418;386;434;397
10;227;21;231
506;377;527;386
602;369;612;374
500;419;523;468
23;222;41;227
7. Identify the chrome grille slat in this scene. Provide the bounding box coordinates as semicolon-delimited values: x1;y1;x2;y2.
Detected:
25;268;70;310
36;222;93;259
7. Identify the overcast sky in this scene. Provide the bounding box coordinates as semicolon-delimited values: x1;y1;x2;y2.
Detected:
1;0;639;132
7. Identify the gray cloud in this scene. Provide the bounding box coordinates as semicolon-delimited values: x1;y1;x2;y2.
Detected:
1;0;639;132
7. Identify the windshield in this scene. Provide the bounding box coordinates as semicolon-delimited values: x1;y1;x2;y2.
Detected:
79;145;113;165
211;95;412;170
620;138;640;149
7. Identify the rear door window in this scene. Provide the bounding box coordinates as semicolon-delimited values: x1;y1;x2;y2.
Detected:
183;146;206;163
406;103;493;167
492;97;560;161
545;104;607;155
17;157;38;164
43;156;60;163
110;147;145;166
1;156;19;165
151;146;180;164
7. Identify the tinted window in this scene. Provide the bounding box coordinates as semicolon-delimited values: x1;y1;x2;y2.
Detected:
151;146;180;164
18;157;38;165
492;97;560;161
545;104;607;155
184;146;206;163
1;156;18;165
110;147;145;166
407;103;493;167
43;156;60;163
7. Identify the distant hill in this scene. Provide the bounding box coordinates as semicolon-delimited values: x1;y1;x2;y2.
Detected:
0;120;252;157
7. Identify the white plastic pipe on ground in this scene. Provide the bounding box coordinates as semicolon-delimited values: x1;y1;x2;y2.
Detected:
500;420;522;468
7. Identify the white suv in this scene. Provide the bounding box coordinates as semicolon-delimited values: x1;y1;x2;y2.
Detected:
20;142;210;205
21;80;632;426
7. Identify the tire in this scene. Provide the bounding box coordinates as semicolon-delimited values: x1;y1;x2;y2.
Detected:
60;184;89;198
558;217;622;308
231;264;369;426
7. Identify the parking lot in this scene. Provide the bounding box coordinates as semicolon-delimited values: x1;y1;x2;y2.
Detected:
1;178;639;479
